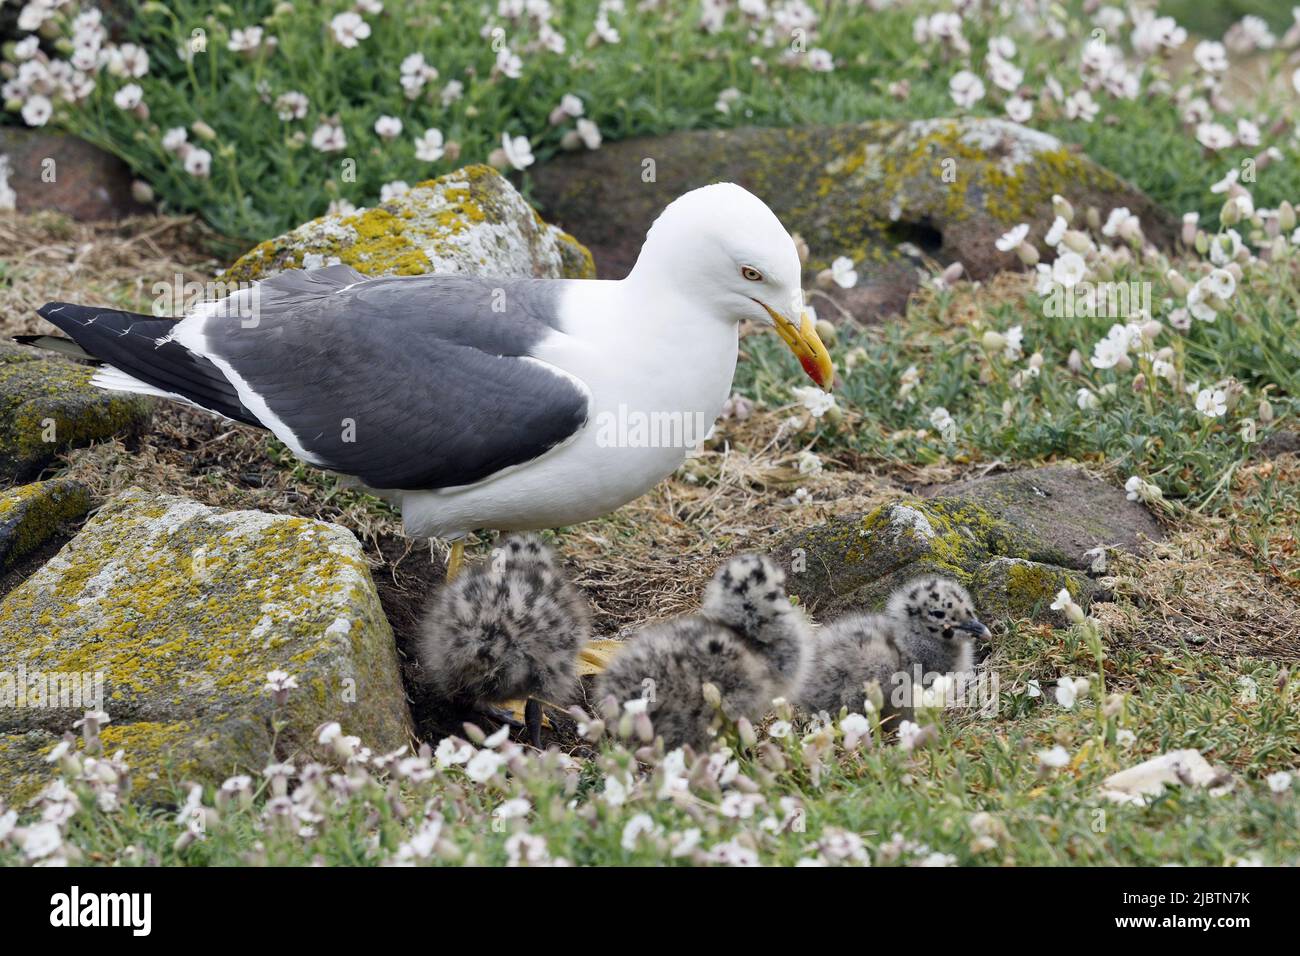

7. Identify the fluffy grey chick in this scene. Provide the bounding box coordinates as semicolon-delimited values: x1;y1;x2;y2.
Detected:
417;533;591;746
595;554;809;750
798;576;989;723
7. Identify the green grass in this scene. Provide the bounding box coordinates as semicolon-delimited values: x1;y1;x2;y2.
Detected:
6;630;1297;866
7;0;1300;239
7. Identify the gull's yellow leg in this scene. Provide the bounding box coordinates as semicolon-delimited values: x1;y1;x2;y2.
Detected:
445;540;465;581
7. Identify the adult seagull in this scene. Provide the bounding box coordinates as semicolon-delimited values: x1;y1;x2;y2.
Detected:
29;183;833;575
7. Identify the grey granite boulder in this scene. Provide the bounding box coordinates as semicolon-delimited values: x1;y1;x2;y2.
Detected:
0;344;152;481
0;490;411;801
0;477;90;573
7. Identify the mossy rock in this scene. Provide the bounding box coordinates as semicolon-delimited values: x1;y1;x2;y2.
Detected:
971;556;1099;625
531;119;1176;318
0;490;411;802
923;464;1163;569
223;163;595;284
0;477;90;572
778;495;1098;626
0;344;152;481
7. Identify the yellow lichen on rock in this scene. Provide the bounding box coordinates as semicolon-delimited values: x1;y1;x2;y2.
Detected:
222;164;596;285
0;490;411;801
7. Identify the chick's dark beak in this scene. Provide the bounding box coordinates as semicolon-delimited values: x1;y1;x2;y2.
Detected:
958;619;992;640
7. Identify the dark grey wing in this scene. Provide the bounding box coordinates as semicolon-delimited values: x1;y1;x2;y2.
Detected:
193;266;591;491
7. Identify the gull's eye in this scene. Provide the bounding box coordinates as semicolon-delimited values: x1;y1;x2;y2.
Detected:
740;266;764;282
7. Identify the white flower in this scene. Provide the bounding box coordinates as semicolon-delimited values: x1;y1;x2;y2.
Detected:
1205;268;1236;301
1045;216;1067;246
21;95;52;127
1065;89;1099;122
1101;207;1135;238
792;385;835;418
670;828;701;858
434;737;473;767
330;12;371;48
1050;588;1086;625
1005;96;1033;122
380;180;409;202
183;147;212;178
311;122;347;153
112;83;142;110
1116;729;1136;748
897;720;924;751
602;773;630;806
228;26;264;53
1076;387;1099;411
263;670;298;693
995;223;1029;252
414;128;445;162
807;48;834;72
495;47;523;79
275;91;308;121
1052;252;1087;288
1195;388;1227;418
576;118;602;150
1266;771;1293;794
464;749;504;783
501;133;534;170
559;93;584;118
374;115;403;140
1038;745;1070;769
929;406;956;442
1187;281;1218;323
21;821;63;860
768;720;792;739
1004;325;1024;361
830;256;857;288
1193;40;1228;72
987;54;1023;93
795;450;822;476
948;70;985;109
1196;122;1235;151
621;813;658;851
1209;229;1243;266
1054;677;1089;709
1026;680;1041;698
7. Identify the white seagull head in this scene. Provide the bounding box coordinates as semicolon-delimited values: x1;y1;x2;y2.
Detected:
631;182;834;390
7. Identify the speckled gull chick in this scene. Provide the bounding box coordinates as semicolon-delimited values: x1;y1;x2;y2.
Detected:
27;183;832;557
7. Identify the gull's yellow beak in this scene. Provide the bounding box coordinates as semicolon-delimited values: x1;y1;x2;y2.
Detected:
760;303;835;390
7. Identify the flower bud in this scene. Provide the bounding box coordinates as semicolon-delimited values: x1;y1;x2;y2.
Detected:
1259;398;1274;423
982;330;1007;352
1165;269;1189;297
815;318;837;347
1052;194;1074;223
1086;206;1101;231
1279;201;1296;234
1016;242;1039;266
191;120;216;140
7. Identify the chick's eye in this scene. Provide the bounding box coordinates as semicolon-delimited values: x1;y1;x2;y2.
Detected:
740;266;764;282
929;610;945;619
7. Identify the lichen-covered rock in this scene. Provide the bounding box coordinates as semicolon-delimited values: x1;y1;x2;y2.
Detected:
0;478;90;572
530;119;1175;317
0;344;152;480
778;494;1099;625
923;465;1163;570
971;556;1098;625
0;490;410;801
224;164;595;283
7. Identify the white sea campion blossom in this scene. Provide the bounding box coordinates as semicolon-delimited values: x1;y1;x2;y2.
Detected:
501;133;534;170
380;181;409;202
807;48;834;72
374;115;402;140
1005;96;1032;122
1193;40;1228;72
184;147;212;178
576;118;602;150
1038;745;1070;769
1047;252;1085;289
113;83;142;110
275;91;308;121
1077;387;1099;411
995;223;1029;252
929;406;956;441
792;384;835;418
1054;677;1088;709
1196;122;1235;151
621;813;658;850
22;94;53;127
1195;387;1227;418
948;70;985;108
228;26;264;52
1266;771;1293;794
311;121;347;153
414;128;445;162
830;256;857;288
1050;588;1086;625
330;11;371;47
